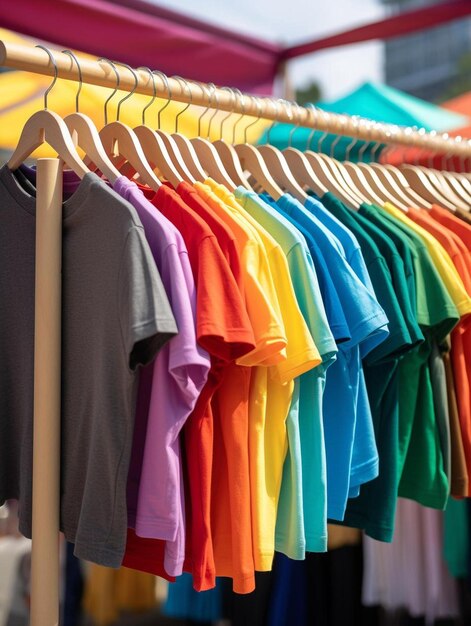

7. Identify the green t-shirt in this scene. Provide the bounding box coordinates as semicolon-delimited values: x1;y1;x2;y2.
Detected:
321;197;414;542
444;497;469;578
372;205;459;509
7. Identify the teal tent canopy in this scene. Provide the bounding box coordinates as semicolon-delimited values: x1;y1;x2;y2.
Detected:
258;81;468;161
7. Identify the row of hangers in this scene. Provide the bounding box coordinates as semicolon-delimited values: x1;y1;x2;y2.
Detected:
8;45;471;215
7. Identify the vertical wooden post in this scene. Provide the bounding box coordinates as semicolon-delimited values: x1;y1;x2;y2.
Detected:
30;158;62;626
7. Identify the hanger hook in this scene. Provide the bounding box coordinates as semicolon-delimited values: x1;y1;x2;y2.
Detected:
152;71;171;129
219;87;236;141
306;104;319;150
455;136;466;172
243;96;262;144
110;61;138;121
192;81;212;138
316;109;330;154
137;67;156;125
330;114;347;158
61;50;82;113
172;76;192;133
98;58;119;125
288;100;303;147
377;124;397;164
345;115;362;162
369;122;384;162
35;45;58;110
266;99;281;145
231;88;246;144
357;119;373;162
205;83;220;139
439;131;452;171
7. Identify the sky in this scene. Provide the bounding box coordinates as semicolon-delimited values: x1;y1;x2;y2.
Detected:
151;0;386;101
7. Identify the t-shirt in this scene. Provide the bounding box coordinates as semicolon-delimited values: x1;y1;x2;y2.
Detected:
406;206;471;494
280;194;389;521
109;177;210;579
324;200;422;543
260;192;339;556
235;188;327;560
377;204;459;508
176;181;263;593
306;195;396;516
194;180;292;575
205;180;323;567
443;343;469;497
140;183;256;592
0;165;178;566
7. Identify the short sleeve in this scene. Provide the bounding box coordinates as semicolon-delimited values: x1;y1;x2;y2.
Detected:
270;247;321;383
119;226;178;370
287;243;337;362
196;235;255;362
236;239;288;368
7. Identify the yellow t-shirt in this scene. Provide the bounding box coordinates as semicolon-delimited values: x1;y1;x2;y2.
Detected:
384;202;471;318
205;179;321;570
194;181;289;577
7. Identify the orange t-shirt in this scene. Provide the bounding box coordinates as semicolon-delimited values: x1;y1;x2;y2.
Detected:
190;182;289;590
177;182;284;593
124;185;256;592
408;207;471;492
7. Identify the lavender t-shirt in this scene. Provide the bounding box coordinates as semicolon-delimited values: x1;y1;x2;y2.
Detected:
113;177;210;576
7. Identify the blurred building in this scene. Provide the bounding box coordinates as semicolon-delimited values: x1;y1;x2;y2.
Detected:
382;0;471;102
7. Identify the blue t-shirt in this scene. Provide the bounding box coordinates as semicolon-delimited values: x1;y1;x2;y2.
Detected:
272;193;388;520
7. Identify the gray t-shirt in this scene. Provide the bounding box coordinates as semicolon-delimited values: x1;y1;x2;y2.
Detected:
0;165;178;566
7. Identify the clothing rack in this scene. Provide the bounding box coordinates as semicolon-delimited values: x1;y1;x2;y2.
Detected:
1;38;470;626
1;40;471;156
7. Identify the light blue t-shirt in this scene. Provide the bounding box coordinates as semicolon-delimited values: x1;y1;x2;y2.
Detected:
274;194;388;520
304;196;391;492
235;188;337;558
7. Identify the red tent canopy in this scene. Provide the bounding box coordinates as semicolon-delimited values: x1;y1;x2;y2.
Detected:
1;0;469;94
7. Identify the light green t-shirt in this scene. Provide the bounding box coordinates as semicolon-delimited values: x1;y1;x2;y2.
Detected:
235;188;337;559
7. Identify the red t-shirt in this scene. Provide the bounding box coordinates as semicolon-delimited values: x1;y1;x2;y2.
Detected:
124;184;255;591
177;182;256;592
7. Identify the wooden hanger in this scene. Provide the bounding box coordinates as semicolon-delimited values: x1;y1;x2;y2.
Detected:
342;121;413;211
211;87;252;190
267;102;328;199
233;96;283;200
8;45;89;178
415;134;471;208
401;164;457;211
94;59;161;190
302;109;364;208
437;169;471;205
370;162;431;209
151;75;206;183
60;50;121;184
144;71;199;183
319;117;387;207
174;80;236;190
414;161;468;209
9;109;90;177
128;68;184;188
254;100;307;202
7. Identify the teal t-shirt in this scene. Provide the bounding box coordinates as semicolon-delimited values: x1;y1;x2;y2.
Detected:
235;188;337;559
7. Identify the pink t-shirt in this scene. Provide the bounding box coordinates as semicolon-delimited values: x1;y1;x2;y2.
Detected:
114;177;210;576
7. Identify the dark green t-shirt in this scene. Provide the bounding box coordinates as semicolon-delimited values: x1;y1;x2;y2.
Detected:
369;205;458;510
321;194;414;542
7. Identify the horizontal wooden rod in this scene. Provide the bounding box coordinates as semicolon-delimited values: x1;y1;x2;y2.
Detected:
1;40;470;156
